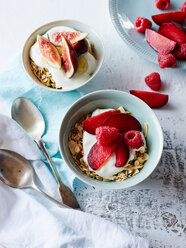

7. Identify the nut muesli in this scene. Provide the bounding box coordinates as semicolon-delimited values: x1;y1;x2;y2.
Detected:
68;109;149;182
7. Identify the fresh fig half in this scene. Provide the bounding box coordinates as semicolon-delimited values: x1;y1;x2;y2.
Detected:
37;35;61;69
61;36;78;78
48;32;88;46
72;39;88;56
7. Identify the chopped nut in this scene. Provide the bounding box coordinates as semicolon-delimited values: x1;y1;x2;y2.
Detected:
68;140;77;155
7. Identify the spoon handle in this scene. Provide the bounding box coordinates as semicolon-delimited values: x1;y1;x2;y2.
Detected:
35;139;80;210
31;183;69;208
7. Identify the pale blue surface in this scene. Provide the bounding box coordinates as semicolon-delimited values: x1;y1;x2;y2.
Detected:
0;55;163;191
0;54;92;191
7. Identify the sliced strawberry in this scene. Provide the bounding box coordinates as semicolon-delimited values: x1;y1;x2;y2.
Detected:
102;113;142;133
130;90;168;108
158;23;186;44
145;29;176;54
87;141;118;170
95;126;119;146
83;110;120;134
115;142;129;168
152;11;186;25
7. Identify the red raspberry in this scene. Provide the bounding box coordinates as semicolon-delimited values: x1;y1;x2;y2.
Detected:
180;1;186;12
158;52;176;69
134;17;152;33
95;126;119;146
173;43;186;59
145;72;161;91
124;130;144;149
155;0;170;10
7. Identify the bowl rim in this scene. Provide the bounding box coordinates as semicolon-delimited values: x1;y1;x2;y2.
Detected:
59;89;164;190
22;19;105;92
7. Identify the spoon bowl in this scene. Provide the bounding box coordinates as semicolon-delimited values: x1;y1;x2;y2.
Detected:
11;97;45;140
0;149;68;208
0;149;34;188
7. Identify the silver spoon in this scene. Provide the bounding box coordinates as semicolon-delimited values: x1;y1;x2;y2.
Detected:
11;97;80;209
0;149;68;208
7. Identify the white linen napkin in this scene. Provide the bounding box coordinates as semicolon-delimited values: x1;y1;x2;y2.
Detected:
0;114;149;248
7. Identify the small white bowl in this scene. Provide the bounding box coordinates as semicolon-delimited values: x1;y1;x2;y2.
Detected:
59;90;164;190
22;20;104;92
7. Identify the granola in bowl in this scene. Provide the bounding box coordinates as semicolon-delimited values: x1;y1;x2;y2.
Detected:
68;107;149;182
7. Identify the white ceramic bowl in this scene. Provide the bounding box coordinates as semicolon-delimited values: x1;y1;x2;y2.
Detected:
22;20;104;92
59;90;164;190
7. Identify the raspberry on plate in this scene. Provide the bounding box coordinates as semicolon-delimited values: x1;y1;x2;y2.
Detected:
155;0;170;10
95;126;119;146
158;52;176;68
124;130;144;149
180;1;186;12
134;17;152;33
173;43;186;59
145;72;161;91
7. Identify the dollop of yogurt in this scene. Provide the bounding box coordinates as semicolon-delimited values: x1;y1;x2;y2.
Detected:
30;26;97;89
83;108;146;179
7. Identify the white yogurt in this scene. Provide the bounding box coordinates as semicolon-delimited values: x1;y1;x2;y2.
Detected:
30;26;97;89
83;108;146;179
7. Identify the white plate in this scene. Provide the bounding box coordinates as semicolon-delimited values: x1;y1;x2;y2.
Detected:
109;0;186;69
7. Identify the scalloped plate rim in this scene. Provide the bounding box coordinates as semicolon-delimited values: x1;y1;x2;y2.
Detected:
109;0;186;69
